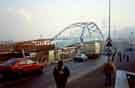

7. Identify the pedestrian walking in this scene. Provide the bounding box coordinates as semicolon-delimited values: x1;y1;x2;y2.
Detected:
123;53;126;60
103;58;115;87
118;51;122;62
126;55;129;62
112;48;117;61
53;60;70;88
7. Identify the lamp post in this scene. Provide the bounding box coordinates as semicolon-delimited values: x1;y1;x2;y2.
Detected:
105;0;114;61
106;0;112;46
108;0;111;40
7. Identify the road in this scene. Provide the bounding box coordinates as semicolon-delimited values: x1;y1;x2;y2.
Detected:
0;55;107;88
0;41;133;88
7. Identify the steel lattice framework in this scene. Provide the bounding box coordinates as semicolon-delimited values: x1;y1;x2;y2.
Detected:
51;22;104;48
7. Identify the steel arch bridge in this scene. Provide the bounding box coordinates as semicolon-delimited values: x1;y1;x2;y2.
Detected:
51;22;104;48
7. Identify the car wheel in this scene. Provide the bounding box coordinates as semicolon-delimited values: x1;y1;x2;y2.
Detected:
39;70;43;74
16;71;23;78
39;67;43;73
36;67;43;74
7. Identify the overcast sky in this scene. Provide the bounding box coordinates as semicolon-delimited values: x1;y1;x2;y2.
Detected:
0;0;134;41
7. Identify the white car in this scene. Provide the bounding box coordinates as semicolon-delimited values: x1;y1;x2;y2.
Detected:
73;54;88;62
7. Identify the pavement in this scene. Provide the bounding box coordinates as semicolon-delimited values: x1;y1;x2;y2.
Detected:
114;51;135;73
67;65;115;88
66;45;135;88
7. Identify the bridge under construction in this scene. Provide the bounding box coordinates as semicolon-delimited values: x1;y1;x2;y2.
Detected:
0;22;104;64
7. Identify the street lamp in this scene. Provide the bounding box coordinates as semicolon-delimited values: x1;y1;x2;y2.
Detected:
108;0;111;40
104;0;114;61
106;0;112;47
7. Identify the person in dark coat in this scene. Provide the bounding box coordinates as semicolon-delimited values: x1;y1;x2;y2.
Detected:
103;58;115;87
118;51;122;62
123;53;126;60
53;60;70;88
112;48;117;61
126;55;129;62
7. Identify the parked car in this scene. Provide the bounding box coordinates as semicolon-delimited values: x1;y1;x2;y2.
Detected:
0;58;45;78
73;54;88;62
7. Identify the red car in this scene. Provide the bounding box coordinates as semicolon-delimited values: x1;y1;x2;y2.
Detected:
0;58;46;77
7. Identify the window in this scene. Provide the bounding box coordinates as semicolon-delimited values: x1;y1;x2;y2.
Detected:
19;59;35;64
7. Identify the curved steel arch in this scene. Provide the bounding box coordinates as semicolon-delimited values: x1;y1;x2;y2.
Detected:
52;23;82;40
86;22;104;42
51;22;104;43
52;22;87;40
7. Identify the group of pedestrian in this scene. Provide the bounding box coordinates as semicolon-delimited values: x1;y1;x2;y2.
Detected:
103;48;134;87
118;51;130;62
53;59;116;88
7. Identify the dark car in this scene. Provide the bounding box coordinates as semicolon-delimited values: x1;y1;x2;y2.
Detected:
73;54;88;62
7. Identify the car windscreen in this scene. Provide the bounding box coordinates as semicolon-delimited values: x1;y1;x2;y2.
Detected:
19;59;35;65
2;58;17;66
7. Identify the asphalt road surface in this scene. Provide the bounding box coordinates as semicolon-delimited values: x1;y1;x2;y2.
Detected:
0;56;107;88
0;41;132;88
